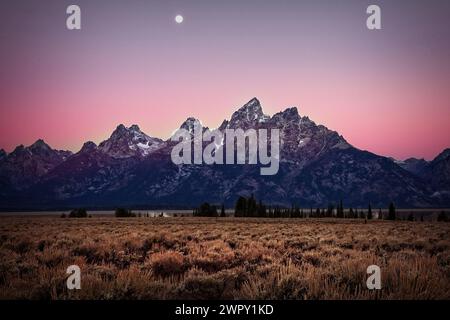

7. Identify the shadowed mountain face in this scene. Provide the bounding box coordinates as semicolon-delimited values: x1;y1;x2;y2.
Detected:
0;140;72;193
396;149;450;204
426;149;450;204
0;98;447;209
0;149;6;161
97;124;164;158
394;158;429;177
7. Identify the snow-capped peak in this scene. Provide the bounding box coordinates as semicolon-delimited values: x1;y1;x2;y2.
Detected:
180;117;203;133
228;97;270;128
98;124;163;158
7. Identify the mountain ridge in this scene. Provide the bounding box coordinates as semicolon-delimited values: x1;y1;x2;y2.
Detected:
0;98;449;209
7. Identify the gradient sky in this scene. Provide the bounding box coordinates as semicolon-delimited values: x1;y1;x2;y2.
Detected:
0;0;449;160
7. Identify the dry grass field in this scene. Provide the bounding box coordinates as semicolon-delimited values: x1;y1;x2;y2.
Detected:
0;216;449;300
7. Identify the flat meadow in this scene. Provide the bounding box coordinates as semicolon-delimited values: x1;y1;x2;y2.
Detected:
0;216;449;299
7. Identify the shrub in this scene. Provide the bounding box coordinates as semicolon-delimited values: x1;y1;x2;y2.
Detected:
69;208;87;218
177;273;226;299
150;251;185;277
438;211;449;222
14;240;32;254
193;202;218;217
115;208;136;218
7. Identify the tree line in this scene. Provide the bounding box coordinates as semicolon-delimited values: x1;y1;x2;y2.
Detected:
61;198;450;221
233;195;399;220
191;195;399;220
194;195;449;221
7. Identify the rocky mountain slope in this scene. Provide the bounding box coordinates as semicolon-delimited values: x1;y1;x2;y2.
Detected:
0;98;448;209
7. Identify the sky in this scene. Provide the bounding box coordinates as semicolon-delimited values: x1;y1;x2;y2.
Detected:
0;0;449;160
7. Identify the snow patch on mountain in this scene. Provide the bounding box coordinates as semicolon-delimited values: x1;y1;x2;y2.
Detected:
98;124;163;158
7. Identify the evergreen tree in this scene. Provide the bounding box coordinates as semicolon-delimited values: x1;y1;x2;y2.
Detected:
367;203;373;220
247;194;257;217
196;202;218;217
359;209;365;219
327;204;334;217
235;196;246;217
257;200;266;217
349;207;354;219
388;202;396;220
337;200;344;218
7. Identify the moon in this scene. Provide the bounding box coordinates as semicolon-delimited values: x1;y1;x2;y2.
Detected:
175;15;184;24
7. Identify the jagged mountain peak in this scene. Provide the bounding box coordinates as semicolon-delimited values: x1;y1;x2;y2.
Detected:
271;107;301;123
0;149;6;160
11;145;25;154
79;141;97;153
129;124;141;132
181;117;201;126
218;119;229;131
0;139;71;190
26;139;72;158
29;139;52;152
32;138;47;146
110;124;147;137
284;106;299;115
108;124;151;139
244;97;261;108
110;124;128;137
228;98;270;128
180;117;202;131
99;124;163;158
433;148;450;163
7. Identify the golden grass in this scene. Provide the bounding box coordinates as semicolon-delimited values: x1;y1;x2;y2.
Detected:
0;216;449;300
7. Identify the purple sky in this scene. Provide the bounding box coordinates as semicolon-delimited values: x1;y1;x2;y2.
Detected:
0;0;449;160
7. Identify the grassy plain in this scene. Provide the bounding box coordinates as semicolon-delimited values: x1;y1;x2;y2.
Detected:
0;216;449;299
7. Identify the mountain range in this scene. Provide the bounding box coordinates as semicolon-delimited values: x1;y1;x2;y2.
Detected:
1;98;449;210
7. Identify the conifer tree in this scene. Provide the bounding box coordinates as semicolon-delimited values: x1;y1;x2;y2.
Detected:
388;202;396;220
367;203;373;220
349;207;354;219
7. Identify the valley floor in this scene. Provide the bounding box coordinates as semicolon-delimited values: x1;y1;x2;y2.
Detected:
0;216;449;299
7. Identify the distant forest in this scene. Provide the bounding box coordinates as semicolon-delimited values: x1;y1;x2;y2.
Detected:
192;195;450;222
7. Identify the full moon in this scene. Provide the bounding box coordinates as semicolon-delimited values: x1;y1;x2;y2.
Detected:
175;15;184;24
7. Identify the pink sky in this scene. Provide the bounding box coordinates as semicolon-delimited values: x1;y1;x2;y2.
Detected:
1;0;449;160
